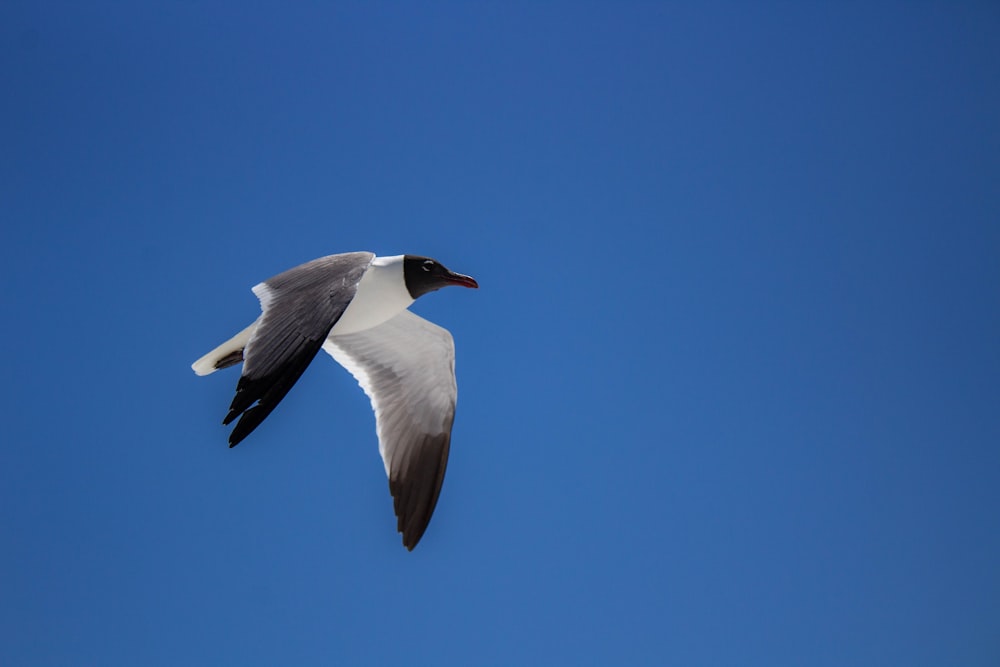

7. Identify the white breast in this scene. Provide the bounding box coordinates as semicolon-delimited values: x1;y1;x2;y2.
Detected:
329;255;414;336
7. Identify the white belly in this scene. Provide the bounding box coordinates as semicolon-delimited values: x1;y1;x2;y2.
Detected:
329;255;414;336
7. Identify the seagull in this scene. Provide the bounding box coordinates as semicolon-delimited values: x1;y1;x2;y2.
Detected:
192;252;478;550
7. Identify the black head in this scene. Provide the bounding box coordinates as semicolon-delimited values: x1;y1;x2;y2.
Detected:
403;255;479;299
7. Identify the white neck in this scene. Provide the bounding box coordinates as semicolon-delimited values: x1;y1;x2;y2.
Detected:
329;255;414;336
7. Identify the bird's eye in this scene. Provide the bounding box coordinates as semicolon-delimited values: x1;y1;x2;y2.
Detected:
422;261;434;272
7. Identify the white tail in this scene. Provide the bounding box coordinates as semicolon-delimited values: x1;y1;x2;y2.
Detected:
191;319;260;376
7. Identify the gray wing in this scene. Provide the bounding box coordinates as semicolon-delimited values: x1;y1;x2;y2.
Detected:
224;251;375;446
323;309;458;550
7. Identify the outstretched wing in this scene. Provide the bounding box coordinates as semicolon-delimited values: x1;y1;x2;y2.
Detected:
224;251;375;446
323;310;458;550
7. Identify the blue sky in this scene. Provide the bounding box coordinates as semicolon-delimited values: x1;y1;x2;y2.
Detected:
2;2;999;665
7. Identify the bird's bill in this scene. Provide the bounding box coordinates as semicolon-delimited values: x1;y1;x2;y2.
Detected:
444;271;479;289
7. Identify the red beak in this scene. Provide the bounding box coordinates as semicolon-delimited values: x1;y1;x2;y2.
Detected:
445;271;479;289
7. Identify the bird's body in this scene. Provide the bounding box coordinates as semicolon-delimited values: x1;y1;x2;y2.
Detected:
192;252;478;549
329;254;414;335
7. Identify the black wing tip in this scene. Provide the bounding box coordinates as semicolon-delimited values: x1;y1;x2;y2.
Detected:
227;430;244;448
222;409;239;426
390;481;436;551
223;420;245;447
225;404;272;448
389;434;451;551
219;339;324;448
399;508;433;550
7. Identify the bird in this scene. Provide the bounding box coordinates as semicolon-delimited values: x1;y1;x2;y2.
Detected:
191;252;478;550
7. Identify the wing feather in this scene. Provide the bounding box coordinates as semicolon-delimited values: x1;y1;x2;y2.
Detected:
224;252;374;446
323;310;458;550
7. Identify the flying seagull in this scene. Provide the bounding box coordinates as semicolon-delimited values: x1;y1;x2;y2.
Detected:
192;252;478;550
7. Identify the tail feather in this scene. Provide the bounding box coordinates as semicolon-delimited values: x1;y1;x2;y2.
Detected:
191;319;260;376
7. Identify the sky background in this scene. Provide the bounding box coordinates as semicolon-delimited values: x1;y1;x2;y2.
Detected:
2;2;999;665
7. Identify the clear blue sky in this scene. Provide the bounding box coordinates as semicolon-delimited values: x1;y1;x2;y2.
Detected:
2;2;999;665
